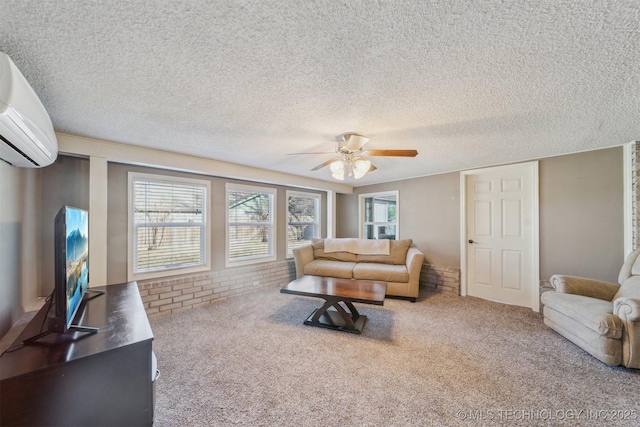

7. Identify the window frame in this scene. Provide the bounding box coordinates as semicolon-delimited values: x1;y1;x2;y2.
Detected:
225;183;277;267
358;190;400;240
286;190;321;257
127;172;211;281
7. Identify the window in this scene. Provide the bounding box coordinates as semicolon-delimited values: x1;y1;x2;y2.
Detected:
226;183;276;266
287;191;321;256
128;172;210;280
359;191;399;240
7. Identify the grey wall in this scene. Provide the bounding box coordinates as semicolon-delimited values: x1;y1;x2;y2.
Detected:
0;163;40;338
539;148;623;281
336;193;358;239
38;156;90;296
106;163;327;284
338;172;460;267
0;146;624;338
1;163;26;337
338;147;624;283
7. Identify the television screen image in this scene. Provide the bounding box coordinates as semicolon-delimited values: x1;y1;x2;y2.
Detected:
53;206;90;332
64;207;89;326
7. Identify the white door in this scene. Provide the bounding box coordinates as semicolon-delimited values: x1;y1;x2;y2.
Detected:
463;162;539;310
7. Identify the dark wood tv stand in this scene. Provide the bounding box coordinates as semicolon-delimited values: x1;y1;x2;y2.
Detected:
0;282;155;426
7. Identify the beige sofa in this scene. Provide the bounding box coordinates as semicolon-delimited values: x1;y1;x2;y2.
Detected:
541;249;640;368
292;238;425;301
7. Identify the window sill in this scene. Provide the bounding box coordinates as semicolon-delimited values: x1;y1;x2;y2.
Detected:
225;255;277;269
127;263;211;282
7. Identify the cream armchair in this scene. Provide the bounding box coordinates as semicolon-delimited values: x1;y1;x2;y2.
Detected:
541;250;640;368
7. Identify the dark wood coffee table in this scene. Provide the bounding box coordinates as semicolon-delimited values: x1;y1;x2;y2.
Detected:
280;275;387;334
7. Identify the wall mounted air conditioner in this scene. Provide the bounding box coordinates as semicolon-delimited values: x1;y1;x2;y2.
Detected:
0;52;58;168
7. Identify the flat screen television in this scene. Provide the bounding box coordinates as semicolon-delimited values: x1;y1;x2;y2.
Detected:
51;206;92;333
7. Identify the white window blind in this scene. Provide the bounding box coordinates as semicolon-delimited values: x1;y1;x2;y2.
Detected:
287;191;320;255
227;184;276;265
132;175;208;275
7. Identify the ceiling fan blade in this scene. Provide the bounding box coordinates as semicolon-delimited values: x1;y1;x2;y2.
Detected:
366;149;418;157
368;163;377;172
310;158;338;171
345;134;370;151
286;151;335;155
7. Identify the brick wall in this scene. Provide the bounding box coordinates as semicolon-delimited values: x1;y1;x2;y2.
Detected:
138;260;296;318
138;259;462;318
420;263;461;294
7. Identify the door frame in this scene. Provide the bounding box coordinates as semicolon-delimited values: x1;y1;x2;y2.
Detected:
459;161;540;311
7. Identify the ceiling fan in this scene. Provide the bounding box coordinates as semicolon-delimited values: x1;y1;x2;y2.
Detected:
287;133;418;180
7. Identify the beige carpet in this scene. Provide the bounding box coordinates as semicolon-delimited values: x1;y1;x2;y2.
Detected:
150;287;639;426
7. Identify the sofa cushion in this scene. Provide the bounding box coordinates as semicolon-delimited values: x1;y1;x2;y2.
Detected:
356;239;413;265
353;263;409;283
541;292;623;338
613;276;640;301
303;260;356;279
311;239;357;262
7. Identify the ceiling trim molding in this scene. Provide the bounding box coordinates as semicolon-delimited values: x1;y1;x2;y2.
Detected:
56;133;353;194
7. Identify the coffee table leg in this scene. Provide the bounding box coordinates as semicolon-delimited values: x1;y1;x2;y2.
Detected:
305;296;367;333
310;299;334;322
344;300;360;319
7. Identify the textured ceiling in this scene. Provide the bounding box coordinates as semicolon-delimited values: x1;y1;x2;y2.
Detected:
1;0;639;186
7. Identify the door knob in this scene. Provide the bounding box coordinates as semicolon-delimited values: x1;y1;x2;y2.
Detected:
468;239;475;244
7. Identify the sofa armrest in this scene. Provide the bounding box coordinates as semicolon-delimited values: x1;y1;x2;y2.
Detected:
613;297;640;369
293;245;314;279
550;275;620;301
406;247;425;287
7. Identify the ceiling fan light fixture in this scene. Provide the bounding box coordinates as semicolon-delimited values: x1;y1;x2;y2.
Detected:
298;133;416;181
353;158;371;179
329;159;345;180
329;159;345;174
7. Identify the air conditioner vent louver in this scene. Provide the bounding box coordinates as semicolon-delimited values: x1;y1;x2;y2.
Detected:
0;52;57;168
0;133;39;166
